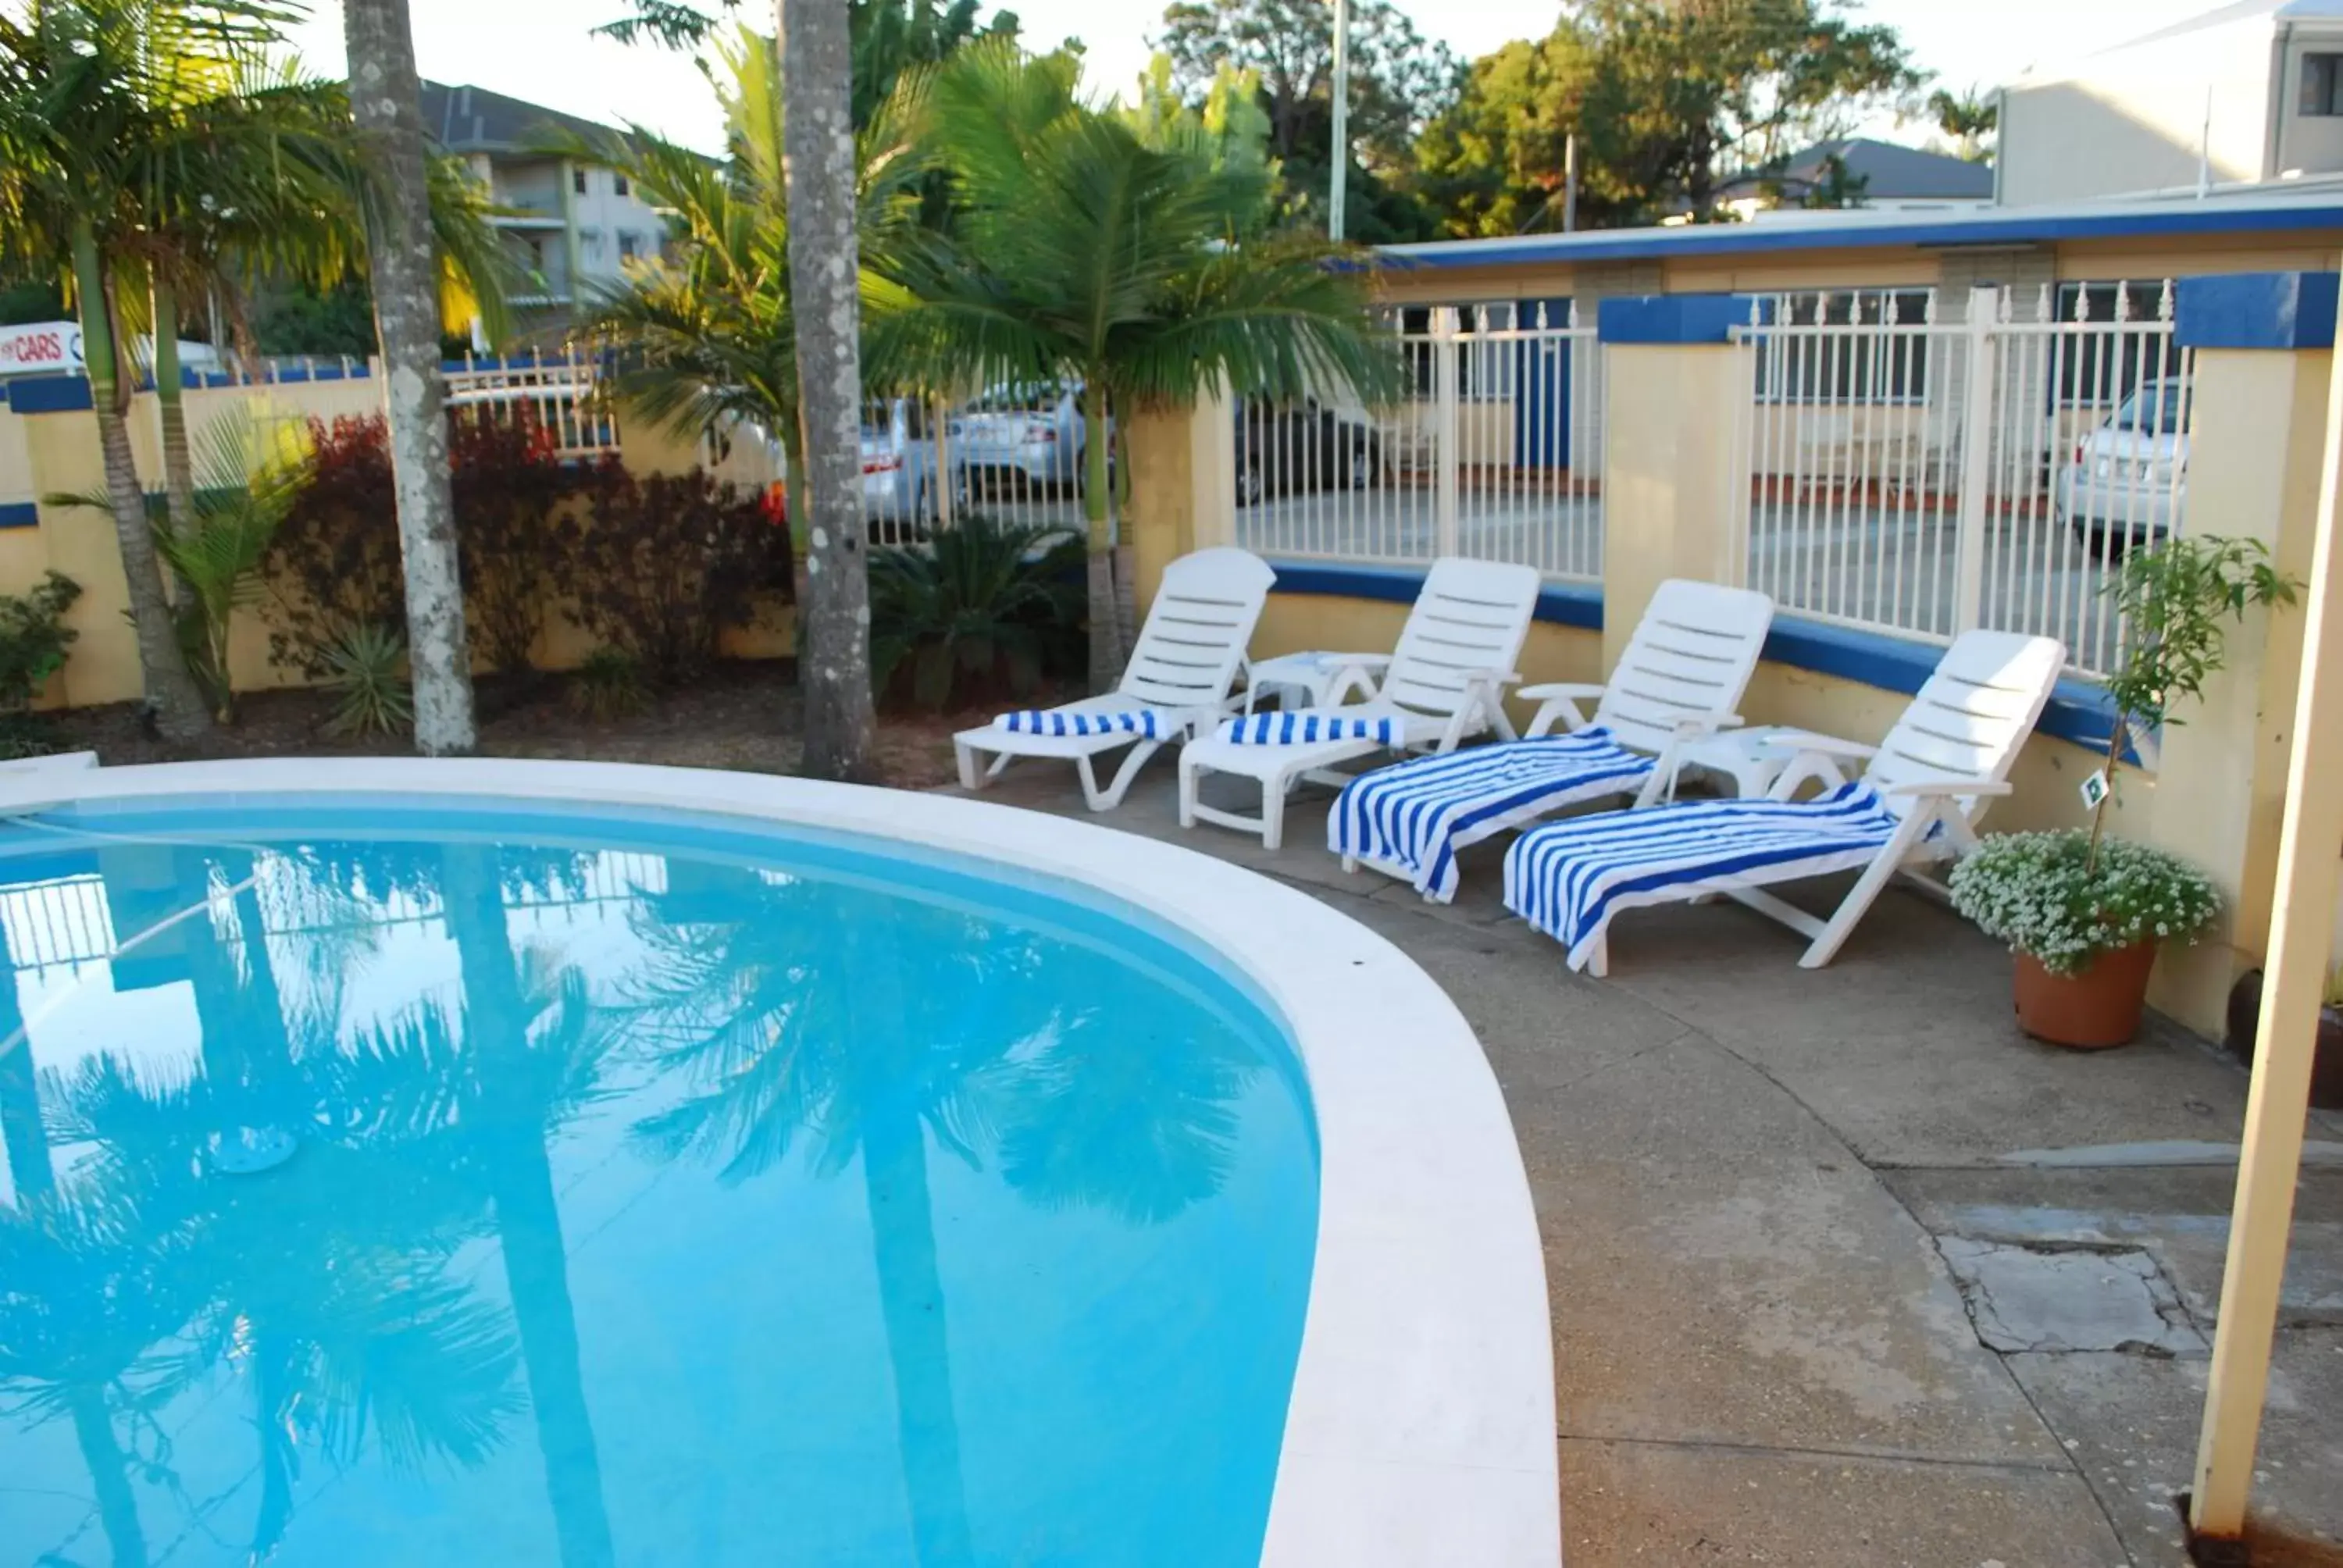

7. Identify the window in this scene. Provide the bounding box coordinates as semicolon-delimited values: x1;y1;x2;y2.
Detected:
572;166;588;194
2049;280;2185;407
2304;52;2343;116
613;173;630;197
617;230;640;261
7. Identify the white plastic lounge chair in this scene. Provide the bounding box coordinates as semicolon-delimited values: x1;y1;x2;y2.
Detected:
1503;629;2065;974
1330;579;1774;902
954;547;1275;811
1176;557;1542;848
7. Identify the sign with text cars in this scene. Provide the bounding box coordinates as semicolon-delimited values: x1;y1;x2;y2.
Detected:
0;321;82;376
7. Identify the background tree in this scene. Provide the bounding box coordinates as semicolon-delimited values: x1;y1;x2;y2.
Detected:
1414;0;1920;233
779;0;879;782
1154;0;1457;241
1929;84;1997;163
344;0;478;755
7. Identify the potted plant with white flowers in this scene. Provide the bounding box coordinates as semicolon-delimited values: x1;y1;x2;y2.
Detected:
1948;535;2296;1048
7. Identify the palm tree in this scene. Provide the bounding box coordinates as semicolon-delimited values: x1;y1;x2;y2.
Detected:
871;40;1399;690
610;874;1258;1565
582;23;922;777
781;0;881;780
344;0;477;755
0;0;237;740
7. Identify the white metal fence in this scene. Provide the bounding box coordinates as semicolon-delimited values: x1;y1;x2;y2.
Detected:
445;347;620;459
1234;301;1605;582
857;390;1113;550
1733;282;2191;676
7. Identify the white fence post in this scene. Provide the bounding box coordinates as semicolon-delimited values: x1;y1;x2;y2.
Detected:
1434;305;1460;556
1952;285;2001;636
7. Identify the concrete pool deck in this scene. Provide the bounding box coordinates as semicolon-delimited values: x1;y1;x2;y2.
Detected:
948;765;2343;1568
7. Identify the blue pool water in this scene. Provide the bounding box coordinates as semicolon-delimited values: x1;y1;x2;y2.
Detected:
0;796;1318;1567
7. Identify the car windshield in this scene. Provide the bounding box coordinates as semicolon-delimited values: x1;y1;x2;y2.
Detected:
2113;385;2187;433
971;384;1065;413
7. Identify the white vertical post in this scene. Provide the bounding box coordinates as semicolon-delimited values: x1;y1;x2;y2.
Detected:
2189;279;2343;1543
1328;0;1350;241
934;396;954;529
1952;285;2001;635
1435;305;1460;556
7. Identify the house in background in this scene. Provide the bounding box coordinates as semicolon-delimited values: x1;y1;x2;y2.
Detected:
1710;137;1995;222
1997;0;2343;205
419;81;669;332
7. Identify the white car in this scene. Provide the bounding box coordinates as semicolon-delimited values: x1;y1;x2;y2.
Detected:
2054;380;2189;555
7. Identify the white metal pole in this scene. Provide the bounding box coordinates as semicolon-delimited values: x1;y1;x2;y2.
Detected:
1564;131;1579;234
2188;280;2343;1542
1328;0;1350;242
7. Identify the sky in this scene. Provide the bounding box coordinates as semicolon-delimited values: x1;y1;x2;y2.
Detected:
285;0;2218;156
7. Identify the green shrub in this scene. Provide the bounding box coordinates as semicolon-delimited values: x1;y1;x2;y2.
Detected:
1949;831;2220;977
319;621;414;738
568;647;650;722
0;570;80;716
868;515;1083;710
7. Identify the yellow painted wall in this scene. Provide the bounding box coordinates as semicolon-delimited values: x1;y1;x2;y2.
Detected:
2;378;793;712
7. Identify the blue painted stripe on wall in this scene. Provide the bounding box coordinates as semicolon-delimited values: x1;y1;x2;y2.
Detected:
1596;294;1767;344
1266;565;2117;753
0;502;38;529
1268;559;1603;629
2175;271;2341;351
5;374;94;412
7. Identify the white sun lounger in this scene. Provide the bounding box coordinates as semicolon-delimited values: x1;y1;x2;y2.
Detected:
1177;557;1542;848
954;547;1275;811
1503;629;2066;973
1330;579;1775;901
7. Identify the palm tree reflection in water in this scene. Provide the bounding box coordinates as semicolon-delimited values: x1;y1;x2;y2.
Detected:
611;871;1262;1568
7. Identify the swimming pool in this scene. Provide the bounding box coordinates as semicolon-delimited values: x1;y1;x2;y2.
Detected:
0;758;1557;1566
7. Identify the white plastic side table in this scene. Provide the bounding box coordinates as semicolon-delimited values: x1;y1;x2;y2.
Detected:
1244;650;1394;711
1671;725;1835;800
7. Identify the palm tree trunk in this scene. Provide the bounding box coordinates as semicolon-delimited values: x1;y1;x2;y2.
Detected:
442;846;617;1568
863;1109;973;1567
152;277;196;542
72;223;209;743
778;0;877;783
67;1384;149;1568
345;0;478;757
1079;386;1120;691
0;918;49;1206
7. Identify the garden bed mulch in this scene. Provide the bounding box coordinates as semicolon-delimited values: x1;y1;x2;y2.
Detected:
44;662;982;790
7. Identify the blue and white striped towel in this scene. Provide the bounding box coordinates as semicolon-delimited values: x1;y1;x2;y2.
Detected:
1216;712;1402;747
1331;727;1654;903
997;708;1164;739
1503;783;1907;970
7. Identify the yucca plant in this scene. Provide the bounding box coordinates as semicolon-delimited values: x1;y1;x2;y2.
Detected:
868;515;1082;710
568;646;650;723
319;620;414;738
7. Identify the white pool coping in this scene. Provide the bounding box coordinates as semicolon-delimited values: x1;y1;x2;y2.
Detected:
0;757;1561;1566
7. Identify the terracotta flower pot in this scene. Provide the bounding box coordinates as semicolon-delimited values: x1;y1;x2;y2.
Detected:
2223;969;2343;1111
2011;941;2158;1049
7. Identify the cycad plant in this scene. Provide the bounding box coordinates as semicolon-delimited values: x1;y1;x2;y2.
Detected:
868;514;1082;708
869;40;1399;691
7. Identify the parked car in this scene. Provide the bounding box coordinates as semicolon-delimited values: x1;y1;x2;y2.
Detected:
2055;380;2190;556
1235;397;1383;506
861;396;940;528
950;382;1089;490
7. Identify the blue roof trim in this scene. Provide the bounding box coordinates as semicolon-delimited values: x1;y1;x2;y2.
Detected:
2175;271;2341;351
1377;198;2343;273
1268;559;1603;629
6;374;94;413
1598;294;1766;344
0;502;38;530
1763;615;2124;757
